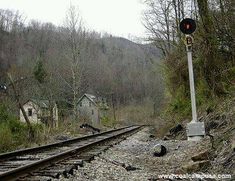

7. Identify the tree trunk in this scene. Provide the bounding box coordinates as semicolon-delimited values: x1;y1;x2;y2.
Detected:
72;67;78;120
19;102;34;138
49;102;54;128
7;73;34;139
111;93;116;121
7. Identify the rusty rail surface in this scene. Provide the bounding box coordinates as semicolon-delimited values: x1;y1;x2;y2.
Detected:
0;125;142;181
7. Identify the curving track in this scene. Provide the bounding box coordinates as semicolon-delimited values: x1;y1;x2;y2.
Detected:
0;125;142;181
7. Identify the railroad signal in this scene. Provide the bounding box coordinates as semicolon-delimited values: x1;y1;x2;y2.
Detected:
186;35;193;45
179;19;205;140
184;35;194;49
180;18;196;34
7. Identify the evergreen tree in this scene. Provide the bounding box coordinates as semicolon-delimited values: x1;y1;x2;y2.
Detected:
33;60;47;84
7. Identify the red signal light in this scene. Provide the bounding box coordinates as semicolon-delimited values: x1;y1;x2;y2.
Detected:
185;24;191;30
180;18;196;34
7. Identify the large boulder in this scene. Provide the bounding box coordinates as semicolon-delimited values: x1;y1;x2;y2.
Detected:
231;138;235;152
182;160;210;173
152;144;167;157
169;124;183;135
191;150;210;161
205;120;219;132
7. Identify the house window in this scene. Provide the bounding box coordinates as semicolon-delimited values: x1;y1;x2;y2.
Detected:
80;102;82;107
28;108;32;116
89;101;91;107
92;109;94;115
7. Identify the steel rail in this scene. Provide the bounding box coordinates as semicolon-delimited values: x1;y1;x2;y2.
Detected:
0;125;133;160
0;125;141;181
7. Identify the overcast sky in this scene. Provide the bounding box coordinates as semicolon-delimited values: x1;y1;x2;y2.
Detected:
0;0;147;40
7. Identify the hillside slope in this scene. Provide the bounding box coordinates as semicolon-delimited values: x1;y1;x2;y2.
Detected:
160;95;235;177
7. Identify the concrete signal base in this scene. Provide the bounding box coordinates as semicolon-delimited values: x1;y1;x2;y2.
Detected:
187;122;206;141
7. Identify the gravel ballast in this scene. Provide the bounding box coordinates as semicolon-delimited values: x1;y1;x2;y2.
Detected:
57;127;222;181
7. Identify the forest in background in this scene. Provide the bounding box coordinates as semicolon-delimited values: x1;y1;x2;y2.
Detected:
0;5;164;149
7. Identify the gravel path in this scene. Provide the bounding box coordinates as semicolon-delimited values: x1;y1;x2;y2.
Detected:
59;127;213;181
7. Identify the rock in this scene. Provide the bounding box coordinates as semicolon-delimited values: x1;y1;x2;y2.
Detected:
182;160;210;173
222;152;235;168
124;165;140;171
232;139;235;152
55;135;70;141
174;145;180;150
169;124;183;135
152;144;167;157
149;134;155;138
205;120;219;132
217;120;228;128
191;150;210;161
206;106;214;114
198;160;211;169
163;136;170;140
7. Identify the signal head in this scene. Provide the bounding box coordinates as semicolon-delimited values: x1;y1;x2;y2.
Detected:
180;18;196;34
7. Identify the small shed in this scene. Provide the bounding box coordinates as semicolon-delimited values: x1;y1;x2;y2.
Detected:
77;94;108;125
20;99;58;126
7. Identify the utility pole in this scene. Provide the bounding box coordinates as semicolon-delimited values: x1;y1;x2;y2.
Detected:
180;18;205;141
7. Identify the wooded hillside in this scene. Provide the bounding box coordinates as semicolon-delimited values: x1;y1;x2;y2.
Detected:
0;8;163;124
143;0;235;118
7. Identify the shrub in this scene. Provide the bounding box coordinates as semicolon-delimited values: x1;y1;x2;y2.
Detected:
169;86;191;118
0;124;13;152
101;116;115;127
116;100;154;125
0;103;45;152
0;104;11;123
196;79;212;106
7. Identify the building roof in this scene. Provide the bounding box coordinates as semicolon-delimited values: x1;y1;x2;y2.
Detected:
77;93;97;106
77;93;109;110
24;99;50;108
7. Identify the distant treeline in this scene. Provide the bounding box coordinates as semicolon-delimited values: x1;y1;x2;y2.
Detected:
0;7;164;119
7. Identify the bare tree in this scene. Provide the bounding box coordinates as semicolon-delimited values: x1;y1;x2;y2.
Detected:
58;5;85;119
143;0;173;57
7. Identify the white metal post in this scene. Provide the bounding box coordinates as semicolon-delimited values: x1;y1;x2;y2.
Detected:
180;21;205;140
186;43;205;141
187;48;197;123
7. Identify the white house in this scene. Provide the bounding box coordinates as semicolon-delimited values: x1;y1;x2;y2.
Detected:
77;94;108;125
20;99;58;126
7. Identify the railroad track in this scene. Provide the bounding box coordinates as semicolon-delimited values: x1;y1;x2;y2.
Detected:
0;125;142;181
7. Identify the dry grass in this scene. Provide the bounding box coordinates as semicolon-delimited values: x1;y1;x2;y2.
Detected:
115;100;154;125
